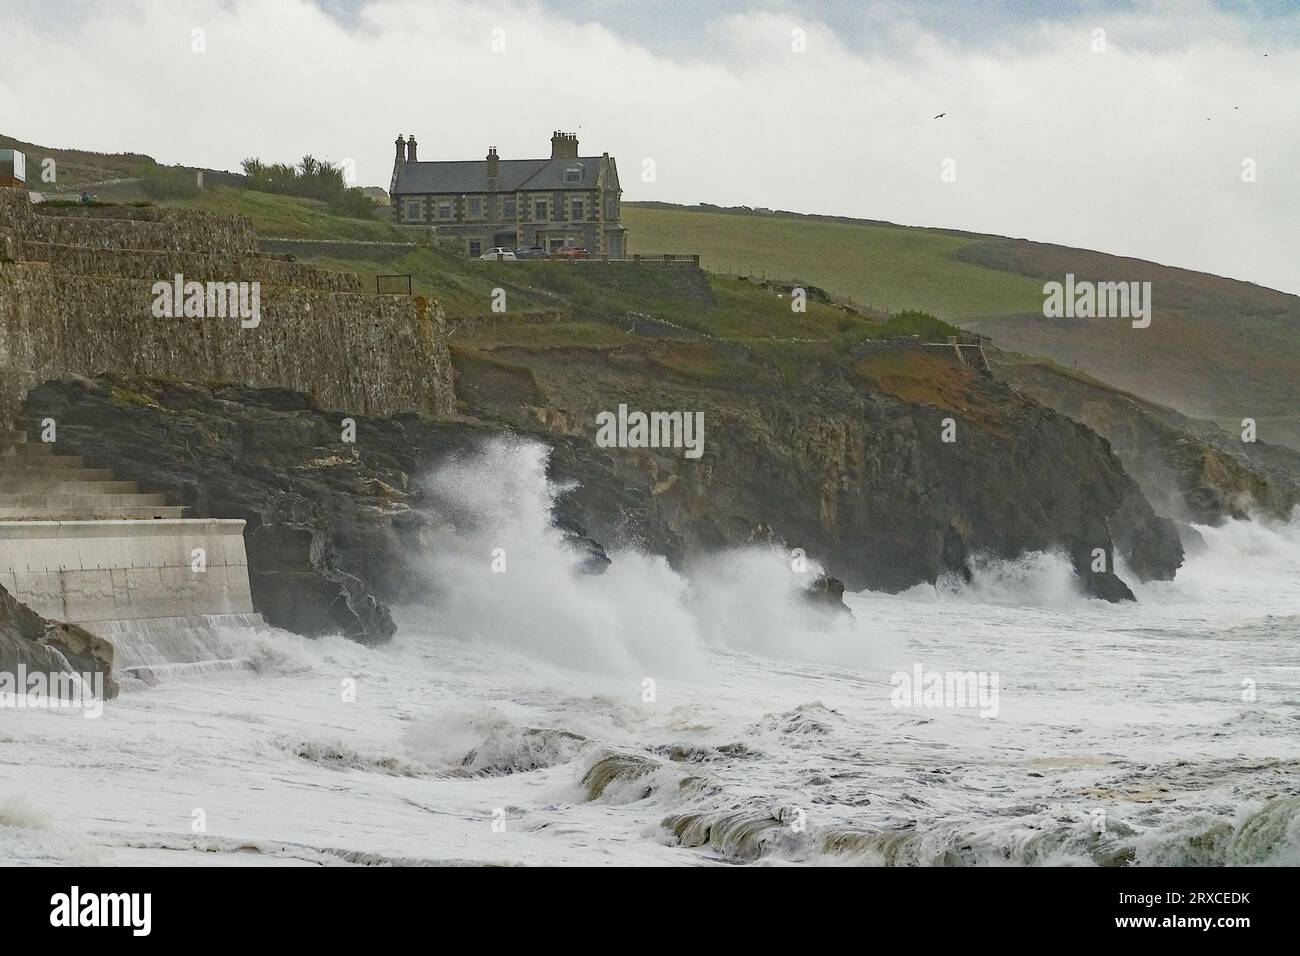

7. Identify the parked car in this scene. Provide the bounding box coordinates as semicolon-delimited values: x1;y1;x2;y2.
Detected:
514;245;546;259
478;247;517;260
555;245;590;260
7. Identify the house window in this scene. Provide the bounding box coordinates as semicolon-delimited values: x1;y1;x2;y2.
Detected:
503;198;517;219
564;165;582;185
571;198;584;221
468;240;482;258
437;200;453;220
402;197;424;222
604;196;617;220
467;197;483;219
534;198;547;221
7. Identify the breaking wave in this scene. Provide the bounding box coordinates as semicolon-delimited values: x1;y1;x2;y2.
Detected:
404;437;874;676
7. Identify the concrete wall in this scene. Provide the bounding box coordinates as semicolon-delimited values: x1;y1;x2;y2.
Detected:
0;518;254;624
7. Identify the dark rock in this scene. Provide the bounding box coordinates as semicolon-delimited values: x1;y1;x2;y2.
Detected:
998;360;1300;525
803;573;852;615
19;375;665;644
19;344;1189;636
0;582;118;699
453;342;1184;601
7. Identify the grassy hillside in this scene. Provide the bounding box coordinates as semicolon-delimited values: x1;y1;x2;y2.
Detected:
164;186;399;241
6;130;1295;447
625;204;1044;318
626;203;1300;449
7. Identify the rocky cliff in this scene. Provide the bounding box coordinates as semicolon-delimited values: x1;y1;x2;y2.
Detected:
19;376;675;644
19;341;1184;644
455;341;1182;602
994;355;1300;526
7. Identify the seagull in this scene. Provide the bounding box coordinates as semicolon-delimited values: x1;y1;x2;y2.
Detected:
933;112;947;119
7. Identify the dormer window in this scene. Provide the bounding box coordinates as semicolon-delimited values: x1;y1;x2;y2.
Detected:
564;165;582;185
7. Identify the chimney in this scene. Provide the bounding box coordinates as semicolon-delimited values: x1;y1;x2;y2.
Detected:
550;130;579;160
395;134;406;163
486;146;500;179
406;135;418;163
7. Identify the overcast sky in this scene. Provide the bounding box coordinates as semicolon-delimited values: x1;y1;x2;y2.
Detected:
2;0;1298;292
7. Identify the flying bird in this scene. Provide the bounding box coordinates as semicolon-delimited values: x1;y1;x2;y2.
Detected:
933;112;946;119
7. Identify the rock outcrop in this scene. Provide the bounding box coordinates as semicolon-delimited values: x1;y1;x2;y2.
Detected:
19;376;670;644
454;341;1183;602
0;582;118;699
996;357;1300;525
19;342;1185;645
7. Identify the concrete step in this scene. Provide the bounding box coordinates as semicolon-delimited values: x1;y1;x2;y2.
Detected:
0;492;167;509
0;442;56;456
0;466;114;481
0;455;88;470
0;479;138;494
0;505;186;519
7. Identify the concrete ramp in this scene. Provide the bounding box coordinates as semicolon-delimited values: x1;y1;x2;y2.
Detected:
0;430;264;681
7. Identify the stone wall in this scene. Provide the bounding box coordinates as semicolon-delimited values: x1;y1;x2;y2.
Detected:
0;262;454;424
13;240;363;291
0;187;455;424
2;191;258;255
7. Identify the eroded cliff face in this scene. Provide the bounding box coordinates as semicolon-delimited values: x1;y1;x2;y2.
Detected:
995;357;1300;525
455;342;1183;601
19;376;675;644
20;342;1182;645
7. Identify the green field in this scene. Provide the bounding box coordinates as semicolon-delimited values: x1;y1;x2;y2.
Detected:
163;186;401;242
624;205;1044;319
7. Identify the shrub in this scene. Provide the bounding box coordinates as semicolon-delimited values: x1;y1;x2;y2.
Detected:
878;309;960;340
241;155;378;220
139;165;202;199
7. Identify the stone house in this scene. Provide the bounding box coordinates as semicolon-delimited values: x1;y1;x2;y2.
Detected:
388;131;626;258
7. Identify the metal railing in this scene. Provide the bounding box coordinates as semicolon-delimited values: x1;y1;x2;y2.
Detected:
376;274;412;294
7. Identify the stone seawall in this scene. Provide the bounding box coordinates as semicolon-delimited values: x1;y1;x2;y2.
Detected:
0;187;455;425
0;262;454;424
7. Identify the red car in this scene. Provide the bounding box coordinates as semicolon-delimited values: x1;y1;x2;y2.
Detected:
555;245;590;260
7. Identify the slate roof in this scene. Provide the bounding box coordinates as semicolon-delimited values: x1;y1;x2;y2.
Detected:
393;156;610;195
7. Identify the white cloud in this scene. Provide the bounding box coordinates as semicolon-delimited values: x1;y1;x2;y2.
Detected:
2;0;1297;292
